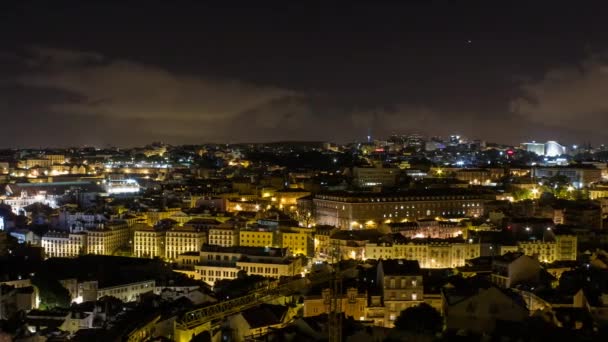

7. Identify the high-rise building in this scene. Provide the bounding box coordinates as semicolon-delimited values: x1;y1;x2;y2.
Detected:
522;142;546;156
545;141;566;157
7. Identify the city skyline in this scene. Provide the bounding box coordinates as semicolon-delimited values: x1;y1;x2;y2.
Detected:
2;2;608;147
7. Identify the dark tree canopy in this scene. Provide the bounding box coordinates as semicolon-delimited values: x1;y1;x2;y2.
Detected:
394;303;442;334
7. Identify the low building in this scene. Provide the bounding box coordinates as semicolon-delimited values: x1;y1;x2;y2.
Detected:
84;280;155;302
303;287;367;320
177;245;303;286
442;284;529;334
491;252;541;288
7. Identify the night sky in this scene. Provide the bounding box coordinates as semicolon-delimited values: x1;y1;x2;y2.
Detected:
1;2;608;147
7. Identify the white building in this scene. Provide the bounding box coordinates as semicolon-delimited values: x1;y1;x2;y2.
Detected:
41;232;86;258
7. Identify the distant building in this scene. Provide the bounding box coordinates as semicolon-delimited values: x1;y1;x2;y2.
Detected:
313;190;487;229
533;166;602;188
352;166;399;188
366;238;481;268
175;245;302;286
522;142;546;156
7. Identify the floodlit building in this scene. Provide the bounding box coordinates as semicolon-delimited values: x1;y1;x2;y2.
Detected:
41;232;86;258
86;221;131;255
176;245;303;286
165;226;206;260
314;190;487;229
208;226;239;247
365;238;481;268
133;226;166;259
239;229;274;248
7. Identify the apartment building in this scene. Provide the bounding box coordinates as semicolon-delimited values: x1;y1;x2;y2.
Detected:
165;226;206;260
41;232;86;258
365;238;481;268
377;259;423;327
133;226;166;258
86;221;131;255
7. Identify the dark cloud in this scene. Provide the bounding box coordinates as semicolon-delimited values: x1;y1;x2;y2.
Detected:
1;3;608;146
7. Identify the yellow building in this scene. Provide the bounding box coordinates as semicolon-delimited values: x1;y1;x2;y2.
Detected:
303;287;367;320
165;226;206;260
144;208;182;226
280;230;313;257
208;227;239;247
365;239;481;269
133;226;165;258
177;245;302;286
239;230;274;248
45;154;66;165
86;221;131;255
516;234;577;263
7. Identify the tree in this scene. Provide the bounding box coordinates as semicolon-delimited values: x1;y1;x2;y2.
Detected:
394;303;442;334
31;274;71;309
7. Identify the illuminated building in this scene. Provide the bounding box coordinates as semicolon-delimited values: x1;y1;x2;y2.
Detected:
176;245;302;286
454;168;504;185
280;229;314;257
82;280;155;302
391;219;464;239
239;230;274;248
500;234;577;263
377;259;423;327
522;141;566;157
1;190;59;215
103;178;140;194
86;221;131;255
329;229;384;260
303;287;367;320
208;226;239;247
313;190;487;229
533;166;602;189
41;232;86;258
143;207;182;226
365;238;480;268
545;141;566;157
58;210;106;231
133;226;166;258
522;142;546;156
165;226;206;260
313;225;336;258
352;166;399;188
272;189;311;210
226;198;262;212
2;181;101;215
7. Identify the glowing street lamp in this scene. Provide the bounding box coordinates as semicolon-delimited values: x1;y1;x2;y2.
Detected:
531;188;539;198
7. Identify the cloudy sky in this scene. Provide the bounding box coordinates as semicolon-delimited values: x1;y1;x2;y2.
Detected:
1;2;608;147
